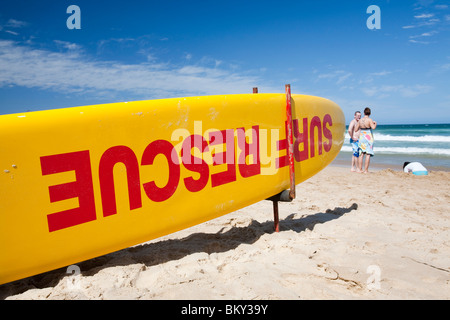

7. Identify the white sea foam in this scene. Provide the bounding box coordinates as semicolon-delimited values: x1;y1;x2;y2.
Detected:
344;133;450;143
374;134;450;142
341;145;450;156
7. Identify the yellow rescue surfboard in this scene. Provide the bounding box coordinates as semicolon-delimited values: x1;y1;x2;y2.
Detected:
0;93;345;285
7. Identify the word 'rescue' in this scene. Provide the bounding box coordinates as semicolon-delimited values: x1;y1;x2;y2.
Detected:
40;115;333;232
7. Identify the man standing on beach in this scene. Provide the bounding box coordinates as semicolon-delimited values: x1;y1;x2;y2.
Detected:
348;111;361;172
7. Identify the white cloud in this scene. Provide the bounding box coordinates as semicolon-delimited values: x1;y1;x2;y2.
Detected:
409;30;439;41
429;62;450;74
404;8;447;31
361;87;378;97
54;40;82;51
369;71;392;76
4;30;19;36
362;84;432;98
409;39;430;44
337;72;352;84
0;40;271;99
316;70;353;85
440;63;450;71
420;31;437;36
414;13;435;19
6;19;28;28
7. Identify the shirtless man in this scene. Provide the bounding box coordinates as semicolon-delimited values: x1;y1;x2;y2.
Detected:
348;111;361;172
355;107;377;173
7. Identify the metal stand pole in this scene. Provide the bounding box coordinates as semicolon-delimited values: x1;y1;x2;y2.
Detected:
273;201;280;233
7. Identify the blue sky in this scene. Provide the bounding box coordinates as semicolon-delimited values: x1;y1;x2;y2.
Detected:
0;0;449;124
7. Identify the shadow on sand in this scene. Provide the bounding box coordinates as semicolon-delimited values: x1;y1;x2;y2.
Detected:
0;203;358;299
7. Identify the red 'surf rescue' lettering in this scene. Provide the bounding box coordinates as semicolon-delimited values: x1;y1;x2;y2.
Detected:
276;115;333;168
40;116;332;232
40;150;96;232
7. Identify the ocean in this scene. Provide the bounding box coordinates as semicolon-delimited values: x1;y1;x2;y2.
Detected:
335;123;450;171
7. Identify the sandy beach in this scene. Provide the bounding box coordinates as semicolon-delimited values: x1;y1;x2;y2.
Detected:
1;164;449;300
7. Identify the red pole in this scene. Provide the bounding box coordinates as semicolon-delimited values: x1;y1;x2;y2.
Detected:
285;84;296;200
269;84;296;232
